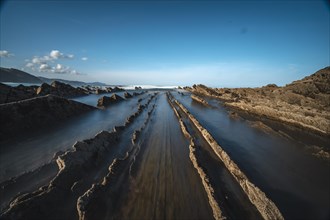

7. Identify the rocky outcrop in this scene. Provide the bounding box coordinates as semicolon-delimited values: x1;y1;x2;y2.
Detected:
0;95;96;140
95;88;107;94
124;92;132;98
0;83;37;104
191;94;209;106
36;81;87;97
0;93;158;220
187;67;330;136
1;76;104;104
105;86;125;93
97;94;124;107
76;97;157;220
167;93;223;220
173;98;284;220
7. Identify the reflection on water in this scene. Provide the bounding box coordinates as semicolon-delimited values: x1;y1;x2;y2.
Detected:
0;93;145;182
173;92;330;220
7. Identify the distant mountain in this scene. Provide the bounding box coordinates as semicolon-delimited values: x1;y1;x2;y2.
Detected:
38;76;108;87
0;67;108;87
0;67;43;83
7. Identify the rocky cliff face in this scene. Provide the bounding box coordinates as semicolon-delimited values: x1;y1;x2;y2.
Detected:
0;95;96;140
186;67;330;136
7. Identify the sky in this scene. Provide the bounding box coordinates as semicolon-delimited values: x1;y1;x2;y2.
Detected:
0;0;329;87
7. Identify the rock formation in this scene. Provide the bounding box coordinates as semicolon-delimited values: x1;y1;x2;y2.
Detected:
97;94;124;107
36;81;87;97
95;88;107;94
0;83;37;104
186;67;330;136
0;95;96;140
191;94;209;106
124;92;132;98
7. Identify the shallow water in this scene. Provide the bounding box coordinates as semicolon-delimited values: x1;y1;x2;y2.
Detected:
173;91;330;220
1;90;329;219
114;93;214;220
0;92;148;181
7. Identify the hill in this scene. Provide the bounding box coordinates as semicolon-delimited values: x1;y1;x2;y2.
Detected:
38;76;107;87
0;67;42;83
0;67;107;87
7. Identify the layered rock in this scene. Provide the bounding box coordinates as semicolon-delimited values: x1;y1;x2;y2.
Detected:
0;95;96;140
0;83;37;104
97;94;124;107
173;98;284;220
0;93;158;220
187;67;330;136
191;94;209;106
124;92;132;98
106;86;125;93
95;88;107;94
36;81;87;97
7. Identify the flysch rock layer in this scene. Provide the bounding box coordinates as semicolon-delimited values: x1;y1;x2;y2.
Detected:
0;93;158;220
173;98;284;220
186;67;330;136
77;98;157;220
166;93;223;220
97;94;124;107
191;94;210;106
0;95;96;140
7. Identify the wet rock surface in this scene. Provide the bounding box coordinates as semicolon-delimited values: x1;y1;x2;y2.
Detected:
0;93;158;220
191;94;209;106
1;90;329;220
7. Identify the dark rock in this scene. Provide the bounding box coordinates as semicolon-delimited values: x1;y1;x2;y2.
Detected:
95;88;107;94
36;81;87;98
0;83;36;104
36;83;54;96
0;95;96;140
124;92;132;98
97;94;124;107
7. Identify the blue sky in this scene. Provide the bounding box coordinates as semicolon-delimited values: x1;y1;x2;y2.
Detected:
0;0;329;87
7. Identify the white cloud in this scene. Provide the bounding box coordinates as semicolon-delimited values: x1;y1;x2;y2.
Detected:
50;50;61;59
56;64;63;70
0;50;14;57
39;64;51;70
50;50;74;59
25;50;80;75
26;63;34;68
81;57;88;61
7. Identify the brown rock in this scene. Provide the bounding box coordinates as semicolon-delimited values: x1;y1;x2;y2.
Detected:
97;94;124;107
124;92;132;98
